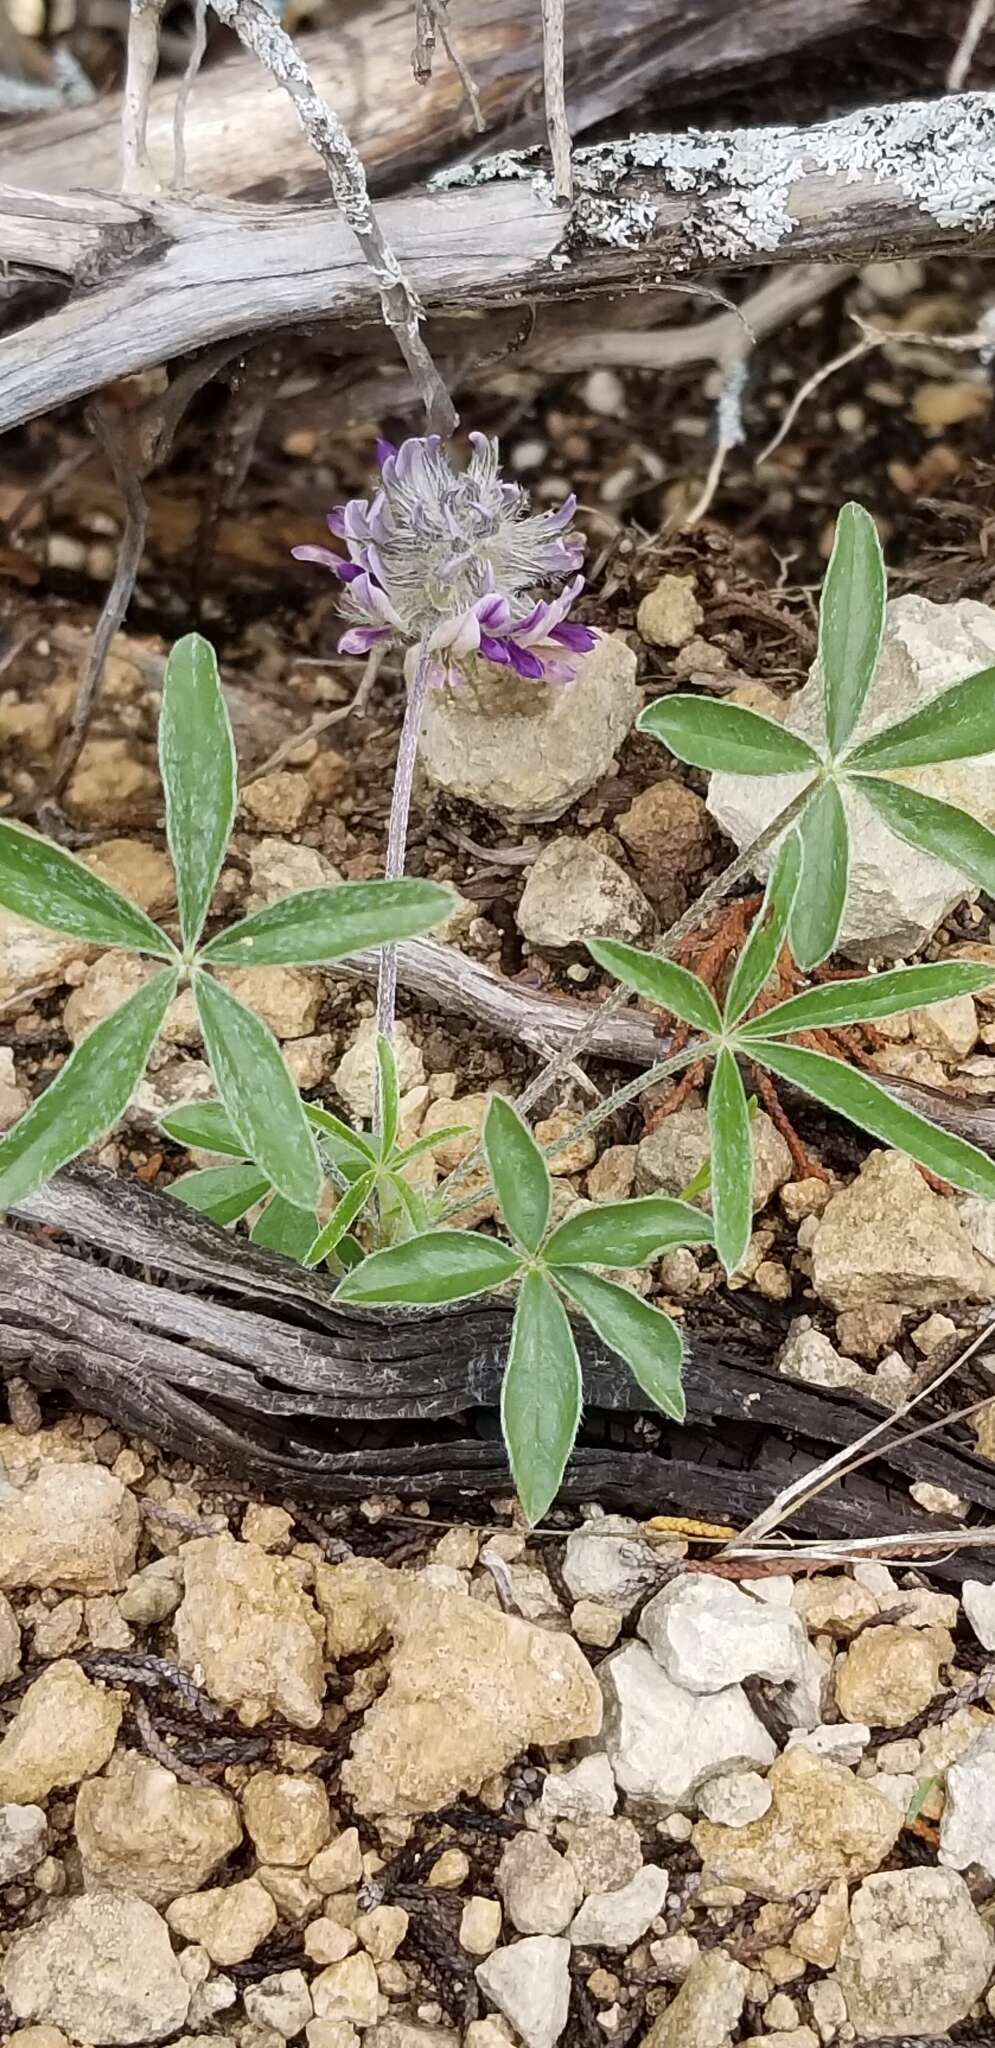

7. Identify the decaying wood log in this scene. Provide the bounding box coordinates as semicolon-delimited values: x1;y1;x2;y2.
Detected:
4;93;995;434
4;1166;995;1574
0;0;906;204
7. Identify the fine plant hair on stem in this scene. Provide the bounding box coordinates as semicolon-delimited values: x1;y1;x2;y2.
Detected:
376;638;435;1052
122;0;165;190
540;0;572;202
206;0;456;436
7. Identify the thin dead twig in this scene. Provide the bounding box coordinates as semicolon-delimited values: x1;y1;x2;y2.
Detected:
757;311;995;467
122;0;166;190
248;642;386;780
540;0;571;202
208;0;456;435
173;0;208;187
412;0;484;130
948;0;995;89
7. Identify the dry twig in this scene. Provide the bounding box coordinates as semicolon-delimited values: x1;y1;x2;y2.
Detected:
412;0;484;129
122;0;166;190
207;0;456;434
248;643;386;781
173;0;208;187
540;0;572;202
948;0;995;89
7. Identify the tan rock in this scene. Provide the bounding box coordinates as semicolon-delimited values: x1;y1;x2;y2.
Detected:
175;1535;325;1728
793;1577;878;1639
66;740;158;825
166;1878;278;1964
516;836;652;951
637;575;703;649
354;1905;408;1962
838;1867;995;2036
0;1463;139;1593
0;1046;30;1128
616;779;713;914
811;1149;995;1309
497;1833;580;1936
534;1111;597;1175
64;953;155;1043
242;770;312;831
834;1302;906;1360
256;1864;321;1925
586;1146;637;1202
314;1558;395;1662
562;1818;642;1895
835;1624;944;1728
304;1919;358;1965
907;993;978;1060
789;1878;849;1967
307;2025;359;2048
637;1105;792;1218
428;1847;471;1889
3;1893;189;2044
642;1950;749;2048
459;1897;503;1957
220;966;322;1040
311;1954;379;2028
7;2030;72;2048
309;1829;364;1894
246;838;343;908
75;1754;241;1906
242;1771;331;1866
0;1588;21;1681
692;1748;901;1902
340;1580;601;1819
333;1018;424;1121
0;1662;121;1803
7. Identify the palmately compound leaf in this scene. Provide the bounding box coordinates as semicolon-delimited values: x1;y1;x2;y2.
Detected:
0;968;176;1211
169;1163;271;1225
544;1195;711;1268
752;1038;995;1203
199;878;453;967
723;831;802;1026
586;939;723;1036
708;1046;753;1277
159;634;236;954
789;777;849;970
638;695;821;777
845;662;995;772
819;502;886;756
739;958;995;1040
0;820;174;958
194;969;322;1211
555;1266;686;1420
854;775;995;899
335;1229;522;1306
483;1095;551;1254
159;1099;247;1158
501;1269;581;1526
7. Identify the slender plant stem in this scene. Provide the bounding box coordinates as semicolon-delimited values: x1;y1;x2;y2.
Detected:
375;639;435;1132
435;779;814;1210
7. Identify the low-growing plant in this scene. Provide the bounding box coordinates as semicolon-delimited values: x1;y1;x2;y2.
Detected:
0;635;451;1212
640;502;995;968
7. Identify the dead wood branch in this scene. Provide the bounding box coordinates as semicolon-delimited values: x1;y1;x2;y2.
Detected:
0;0;901;205
540;0;572;203
205;0;455;434
4;95;995;434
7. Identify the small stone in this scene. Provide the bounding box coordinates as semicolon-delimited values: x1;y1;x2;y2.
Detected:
75;1754;242;1906
497;1834;580;1935
305;1920;358;1965
0;1661;121;1803
475;1936;571;2048
834;1303;906;1360
963;1578;995;1650
838;1867;995;2035
3;1893;190;2045
459;1897;503;1957
910;1480;967;1517
641;1950;749;2048
242;771;312;831
118;1557;184;1626
427;1847;471;1889
741;2035;818;2048
569;1865;669;1950
534;1111;597;1176
587;1147;637;1202
242;1771;331;1866
785;1724;870;1767
311;1954;379;2028
562;1817;642;1896
0;1045;30;1127
913;1311;958;1355
776;1321;863;1393
793;1577;878;1639
790;1879;849;1968
0;1588;21;1680
537;1757;617;1828
307;2025;359;2048
257;1866;321;1925
243;1972;312;2039
175;1535;325;1729
333;1018;424;1121
0;1463;138;1593
811;1149;995;1309
637;575;703;649
418;633;640;822
692;1748;901;1901
570;1600;621;1648
639;1576;807;1693
834;1624;944;1728
780;1179;833;1224
167;1879;277;1964
309;1829;363;1893
355;1905;408;1962
562;1520;662;1613
246;839;343;908
649;1932;698;1982
939;1725;995;1876
0;1804;46;1883
463;2027;511;2048
638;1106;791;1219
907;993;978;1060
807;1978;847;2043
517;837;652;950
696;1772;771;1828
600;1643;775;1807
615;780;713;914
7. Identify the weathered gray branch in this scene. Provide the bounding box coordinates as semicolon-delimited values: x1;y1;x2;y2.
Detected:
3;94;995;434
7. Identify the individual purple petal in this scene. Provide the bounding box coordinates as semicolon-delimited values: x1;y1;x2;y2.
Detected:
550;621;597;651
375;437;397;468
291;545;344;573
505;642;545;681
339;625;390;653
326;508;348;537
479;634;512;665
541;657;581;684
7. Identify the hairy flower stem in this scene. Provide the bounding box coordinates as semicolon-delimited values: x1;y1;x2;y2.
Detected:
374;638;434;1130
435;781;814;1210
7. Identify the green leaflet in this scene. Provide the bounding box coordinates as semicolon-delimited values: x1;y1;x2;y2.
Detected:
501;1270;581;1526
159;634;236;953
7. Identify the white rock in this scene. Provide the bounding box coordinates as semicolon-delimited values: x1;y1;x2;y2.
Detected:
243;1971;313;2038
333;1017;424;1122
708;593;995;958
837;1867;995;2035
0;1804;46;1883
561;1519;662;1613
497;1833;581;1936
3;1893;190;2044
418;633;640;822
569;1865;669;1950
476;1936;571;2048
0;1589;21;1681
695;1772;771;1827
537;1755;617;1824
638;1577;807;1694
517;837;652;950
637;1105;792;1217
786;1724;870;1767
940;1726;995;1876
599;1643;776;1808
810;1149;995;1309
962;1578;995;1650
776;1320;864;1392
642;1949;749;2048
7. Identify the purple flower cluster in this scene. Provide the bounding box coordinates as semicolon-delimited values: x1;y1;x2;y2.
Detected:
292;432;596;686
